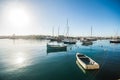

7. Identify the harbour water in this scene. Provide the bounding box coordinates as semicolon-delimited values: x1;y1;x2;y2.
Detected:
0;39;120;80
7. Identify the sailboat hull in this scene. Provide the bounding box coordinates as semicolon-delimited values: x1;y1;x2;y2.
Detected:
63;41;76;44
110;40;120;43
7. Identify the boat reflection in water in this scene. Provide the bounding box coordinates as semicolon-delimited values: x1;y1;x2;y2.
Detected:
76;60;86;74
47;48;67;53
76;60;99;79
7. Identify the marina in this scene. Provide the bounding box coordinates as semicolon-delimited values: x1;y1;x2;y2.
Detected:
0;39;119;80
0;0;120;80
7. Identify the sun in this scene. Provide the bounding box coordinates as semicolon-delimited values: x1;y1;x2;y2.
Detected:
2;2;34;35
8;6;30;28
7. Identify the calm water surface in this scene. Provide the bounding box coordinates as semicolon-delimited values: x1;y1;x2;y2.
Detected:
0;39;120;80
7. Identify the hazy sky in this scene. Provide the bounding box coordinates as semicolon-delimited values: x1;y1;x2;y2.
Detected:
0;0;120;37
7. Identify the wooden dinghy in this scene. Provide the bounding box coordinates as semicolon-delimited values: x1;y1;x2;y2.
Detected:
76;53;99;70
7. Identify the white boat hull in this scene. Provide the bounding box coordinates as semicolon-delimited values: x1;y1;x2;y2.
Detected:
76;53;99;70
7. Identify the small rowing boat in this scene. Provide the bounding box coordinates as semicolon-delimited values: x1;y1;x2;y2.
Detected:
76;53;99;70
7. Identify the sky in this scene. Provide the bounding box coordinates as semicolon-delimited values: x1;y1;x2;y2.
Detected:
0;0;120;37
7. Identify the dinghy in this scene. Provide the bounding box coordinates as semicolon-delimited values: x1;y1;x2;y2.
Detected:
76;53;99;70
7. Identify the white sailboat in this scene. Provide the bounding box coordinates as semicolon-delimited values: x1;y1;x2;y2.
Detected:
81;26;93;46
50;26;62;42
86;26;97;41
62;19;76;44
110;29;120;43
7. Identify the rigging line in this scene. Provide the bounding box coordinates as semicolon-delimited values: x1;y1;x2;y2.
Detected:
91;47;109;79
84;44;108;80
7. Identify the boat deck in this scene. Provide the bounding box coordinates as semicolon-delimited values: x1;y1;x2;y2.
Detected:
78;54;85;57
80;57;91;65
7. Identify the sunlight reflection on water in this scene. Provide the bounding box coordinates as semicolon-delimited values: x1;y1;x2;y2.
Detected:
14;52;25;65
3;51;32;73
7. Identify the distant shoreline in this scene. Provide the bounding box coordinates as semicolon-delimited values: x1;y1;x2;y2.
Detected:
0;35;119;40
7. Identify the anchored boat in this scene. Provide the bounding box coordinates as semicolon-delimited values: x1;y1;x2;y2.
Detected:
76;53;99;70
110;29;120;43
63;39;76;44
62;19;76;44
82;40;93;46
110;39;120;43
47;42;67;51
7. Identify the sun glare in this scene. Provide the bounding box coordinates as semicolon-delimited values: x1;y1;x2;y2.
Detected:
16;57;25;64
2;2;34;35
8;7;30;27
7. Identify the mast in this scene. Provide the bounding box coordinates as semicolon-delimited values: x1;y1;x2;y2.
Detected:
52;26;54;37
66;19;69;37
58;26;59;36
115;28;118;38
91;26;92;38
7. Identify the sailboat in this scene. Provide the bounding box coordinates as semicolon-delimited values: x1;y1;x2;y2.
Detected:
110;29;120;43
50;27;62;42
86;26;97;41
50;27;56;41
62;19;76;44
82;39;93;46
110;40;120;43
81;26;93;46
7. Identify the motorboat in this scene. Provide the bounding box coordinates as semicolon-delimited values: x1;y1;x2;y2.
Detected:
47;42;67;51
